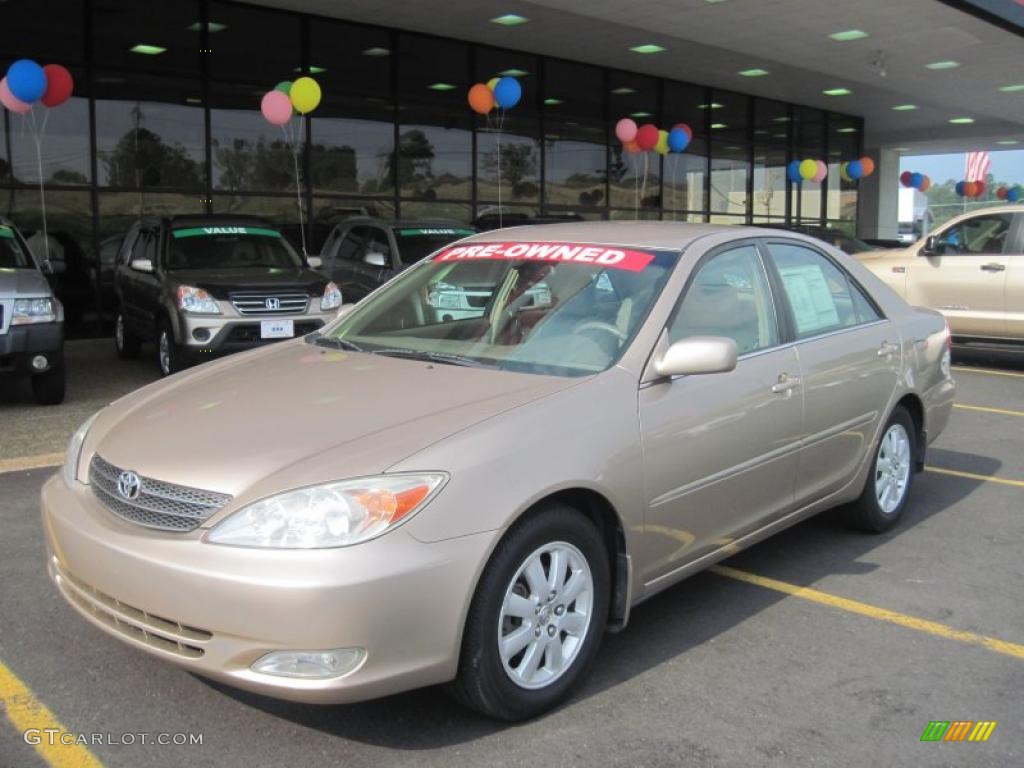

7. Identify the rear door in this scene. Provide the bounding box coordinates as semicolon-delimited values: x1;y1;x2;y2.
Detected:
906;212;1014;339
763;239;900;504
1002;213;1024;340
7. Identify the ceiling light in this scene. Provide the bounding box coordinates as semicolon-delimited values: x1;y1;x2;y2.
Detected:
772;133;787;138
998;84;1024;92
544;97;562;106
829;29;868;41
704;0;730;3
363;47;390;57
187;21;227;33
630;44;666;54
996;140;1018;145
711;123;727;129
428;83;457;91
130;44;166;55
836;127;857;133
926;60;960;70
892;147;910;152
892;104;918;111
699;102;724;110
948;117;974;124
490;14;529;25
185;97;202;105
738;68;769;77
773;116;790;123
753;129;768;135
499;68;529;77
293;66;327;74
822;87;852;96
630;111;653;118
611;87;637;95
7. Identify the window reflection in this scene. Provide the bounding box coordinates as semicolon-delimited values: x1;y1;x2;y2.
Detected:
711;142;749;219
5;93;91;185
312;99;394;196
397;105;472;200
477;116;539;205
208;2;302;83
664;138;708;216
545;121;606;210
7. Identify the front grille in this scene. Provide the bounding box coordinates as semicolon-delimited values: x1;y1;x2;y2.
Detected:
89;455;232;532
226;320;321;343
54;561;212;659
230;291;309;316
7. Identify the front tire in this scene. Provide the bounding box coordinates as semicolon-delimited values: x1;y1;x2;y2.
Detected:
844;406;916;533
451;504;610;721
157;319;185;377
114;311;141;359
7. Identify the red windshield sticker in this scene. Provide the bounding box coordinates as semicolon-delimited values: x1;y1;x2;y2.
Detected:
434;242;656;272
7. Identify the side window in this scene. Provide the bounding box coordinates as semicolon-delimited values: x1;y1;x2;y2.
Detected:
768;242;880;339
120;230;140;265
668;244;779;355
364;228;391;261
337;227;367;262
935;214;1012;255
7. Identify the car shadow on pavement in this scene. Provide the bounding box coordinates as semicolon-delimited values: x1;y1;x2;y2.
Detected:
198;451;1000;748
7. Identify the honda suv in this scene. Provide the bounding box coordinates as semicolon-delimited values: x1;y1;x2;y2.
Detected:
114;215;340;376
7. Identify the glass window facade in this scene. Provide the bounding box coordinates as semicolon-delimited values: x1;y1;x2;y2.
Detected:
0;0;861;336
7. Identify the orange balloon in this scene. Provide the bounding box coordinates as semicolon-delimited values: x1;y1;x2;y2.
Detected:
919;175;931;192
467;83;494;115
859;156;875;177
623;140;641;155
963;181;977;198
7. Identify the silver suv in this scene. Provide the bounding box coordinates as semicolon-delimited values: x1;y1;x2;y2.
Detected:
0;217;65;404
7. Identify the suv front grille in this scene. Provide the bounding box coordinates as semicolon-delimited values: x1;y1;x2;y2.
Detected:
230;292;309;316
89;455;232;532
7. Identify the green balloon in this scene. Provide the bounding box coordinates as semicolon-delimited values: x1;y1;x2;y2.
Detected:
274;81;292;95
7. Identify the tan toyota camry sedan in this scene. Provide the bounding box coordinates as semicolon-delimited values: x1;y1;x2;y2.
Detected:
42;222;955;721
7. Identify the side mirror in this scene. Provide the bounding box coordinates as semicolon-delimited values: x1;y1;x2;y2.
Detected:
307;255;323;269
655;336;738;378
363;251;387;268
130;258;154;273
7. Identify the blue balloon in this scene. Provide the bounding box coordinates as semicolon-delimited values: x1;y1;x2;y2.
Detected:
847;160;864;181
493;77;522;109
1008;187;1021;203
910;172;924;189
787;160;802;183
667;127;690;153
6;59;47;103
955;181;966;197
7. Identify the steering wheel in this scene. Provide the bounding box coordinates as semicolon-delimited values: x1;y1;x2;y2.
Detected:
573;320;627;343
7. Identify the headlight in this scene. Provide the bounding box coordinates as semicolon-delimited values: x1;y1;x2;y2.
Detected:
176;285;221;314
62;411;100;486
320;281;342;311
205;473;446;549
12;297;56;324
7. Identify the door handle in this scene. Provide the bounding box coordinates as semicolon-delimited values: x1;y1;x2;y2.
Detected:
877;341;899;357
980;263;1006;272
771;373;801;394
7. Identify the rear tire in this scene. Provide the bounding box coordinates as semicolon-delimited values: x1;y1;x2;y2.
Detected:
450;504;609;721
31;352;66;405
114;311;141;359
157;319;185;377
844;406;916;533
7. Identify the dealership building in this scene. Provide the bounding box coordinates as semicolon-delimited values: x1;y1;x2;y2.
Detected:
1;0;1021;335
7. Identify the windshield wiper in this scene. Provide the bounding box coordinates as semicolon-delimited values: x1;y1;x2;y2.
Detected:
306;333;363;352
369;348;499;369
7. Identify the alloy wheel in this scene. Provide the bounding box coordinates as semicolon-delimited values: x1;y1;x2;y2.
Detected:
875;423;911;515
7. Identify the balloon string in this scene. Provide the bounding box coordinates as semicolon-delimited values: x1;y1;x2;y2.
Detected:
26;106;50;263
283;121;307;257
670;155;678;221
496;111;502;229
639;153;649;216
633;152;639;218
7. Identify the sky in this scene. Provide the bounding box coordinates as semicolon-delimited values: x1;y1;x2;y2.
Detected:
900;149;1024;185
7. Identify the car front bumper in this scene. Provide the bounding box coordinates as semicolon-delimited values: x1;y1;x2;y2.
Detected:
0;321;63;375
41;474;494;704
173;312;329;360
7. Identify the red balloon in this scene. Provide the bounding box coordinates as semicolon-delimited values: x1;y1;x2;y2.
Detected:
974;180;986;197
996;186;1008;200
899;171;913;187
40;64;74;107
635;123;659;151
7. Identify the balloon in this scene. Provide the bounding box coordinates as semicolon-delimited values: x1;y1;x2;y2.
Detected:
840;162;852;183
954;181;966;197
493;77;522;109
899;170;913;187
974;181;986;197
799;158;817;181
40;64;73;108
6;59;47;103
467;83;494;115
787;160;802;183
859;156;875;177
655;129;670;155
486;77;500;91
919;175;931;193
1007;187;1021;203
0;77;31;114
674;123;693;140
667;126;690;152
260;90;292;125
812;160;828;183
274;81;292;95
623;140;641;155
635;123;659;151
847;160;864;181
289;76;321;114
615;118;638;144
996;186;1008;200
910;172;924;189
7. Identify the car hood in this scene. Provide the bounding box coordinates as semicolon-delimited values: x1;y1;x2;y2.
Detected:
86;340;580;500
0;267;51;298
853;246;913;262
167;267;327;299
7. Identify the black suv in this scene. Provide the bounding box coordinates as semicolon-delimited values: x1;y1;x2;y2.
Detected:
114;215;340;376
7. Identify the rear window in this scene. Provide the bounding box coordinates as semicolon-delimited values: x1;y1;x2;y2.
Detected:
0;225;31;269
394;227;476;266
167;226;302;270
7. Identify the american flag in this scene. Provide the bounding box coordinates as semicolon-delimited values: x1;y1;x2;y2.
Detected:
966;151;991;182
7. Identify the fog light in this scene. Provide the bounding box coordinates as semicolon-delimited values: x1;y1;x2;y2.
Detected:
192;328;211;342
31;354;48;371
250;648;364;679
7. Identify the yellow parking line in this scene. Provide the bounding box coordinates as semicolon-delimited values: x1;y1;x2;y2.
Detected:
952;366;1024;379
925;465;1024;488
711;565;1024;660
0;453;64;475
954;403;1024;417
0;659;103;768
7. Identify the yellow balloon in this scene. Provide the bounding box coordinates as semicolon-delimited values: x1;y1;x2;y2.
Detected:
655;129;670;156
487;77;500;91
799;158;817;181
290;76;322;114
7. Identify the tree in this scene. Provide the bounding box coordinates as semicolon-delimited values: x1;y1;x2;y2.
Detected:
384;129;435;195
50;169;88;185
482;142;537;199
103;127;202;188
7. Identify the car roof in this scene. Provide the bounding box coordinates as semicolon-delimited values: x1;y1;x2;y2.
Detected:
458;220;767;250
339;217;473;229
140;214;276;228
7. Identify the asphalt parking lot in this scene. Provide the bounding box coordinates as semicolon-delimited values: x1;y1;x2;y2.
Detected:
1;347;1022;767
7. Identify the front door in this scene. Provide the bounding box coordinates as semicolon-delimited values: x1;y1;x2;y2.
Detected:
1001;213;1024;340
638;242;802;585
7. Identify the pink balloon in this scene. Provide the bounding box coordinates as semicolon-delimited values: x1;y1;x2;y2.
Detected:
0;77;31;114
260;90;292;126
615;118;638;144
813;160;828;183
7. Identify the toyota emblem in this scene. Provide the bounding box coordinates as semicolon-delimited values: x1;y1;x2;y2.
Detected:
265;297;281;310
117;470;142;500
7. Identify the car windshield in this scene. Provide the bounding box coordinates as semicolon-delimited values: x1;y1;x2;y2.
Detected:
327;240;678;377
393;227;477;266
0;225;32;269
166;226;302;270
